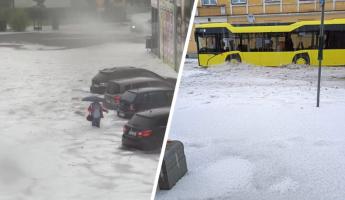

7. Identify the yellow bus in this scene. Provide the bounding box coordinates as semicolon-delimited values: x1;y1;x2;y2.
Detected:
195;19;345;67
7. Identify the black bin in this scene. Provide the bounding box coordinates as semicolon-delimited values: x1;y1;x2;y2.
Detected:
159;140;187;190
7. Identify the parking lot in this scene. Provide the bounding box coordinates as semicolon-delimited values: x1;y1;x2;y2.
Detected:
0;21;176;200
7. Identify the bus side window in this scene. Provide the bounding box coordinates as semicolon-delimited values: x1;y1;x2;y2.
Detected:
222;38;230;51
234;35;241;51
277;34;285;51
284;33;294;51
238;34;249;52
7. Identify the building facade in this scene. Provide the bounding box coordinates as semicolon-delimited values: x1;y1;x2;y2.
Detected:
0;0;14;8
151;0;194;71
188;0;345;55
197;0;345;23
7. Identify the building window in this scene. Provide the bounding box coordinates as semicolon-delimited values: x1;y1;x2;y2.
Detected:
298;0;315;2
201;0;217;5
231;0;247;5
265;0;281;3
221;6;226;14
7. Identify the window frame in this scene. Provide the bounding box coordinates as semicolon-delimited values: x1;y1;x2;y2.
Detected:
231;0;247;5
201;0;218;6
298;0;316;4
264;0;281;4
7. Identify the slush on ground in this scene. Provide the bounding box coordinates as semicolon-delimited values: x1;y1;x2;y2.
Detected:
156;59;345;200
0;20;176;200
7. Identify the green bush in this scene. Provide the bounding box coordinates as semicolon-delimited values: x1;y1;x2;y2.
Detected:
9;9;29;32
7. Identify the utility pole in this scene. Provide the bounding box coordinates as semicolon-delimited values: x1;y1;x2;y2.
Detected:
173;0;178;72
316;0;325;107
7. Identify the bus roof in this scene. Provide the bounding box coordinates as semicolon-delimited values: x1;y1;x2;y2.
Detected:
196;18;345;33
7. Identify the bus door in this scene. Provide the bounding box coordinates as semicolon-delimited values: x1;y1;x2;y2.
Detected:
239;33;296;66
236;33;266;66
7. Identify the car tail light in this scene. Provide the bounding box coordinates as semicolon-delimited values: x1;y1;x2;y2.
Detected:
137;130;152;137
129;104;135;111
114;96;121;104
123;125;129;133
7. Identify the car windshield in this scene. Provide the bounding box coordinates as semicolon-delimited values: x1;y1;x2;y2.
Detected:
122;91;136;102
106;83;120;94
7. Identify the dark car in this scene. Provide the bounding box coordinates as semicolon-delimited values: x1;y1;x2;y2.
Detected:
90;66;176;94
104;77;172;110
117;87;174;118
122;107;170;150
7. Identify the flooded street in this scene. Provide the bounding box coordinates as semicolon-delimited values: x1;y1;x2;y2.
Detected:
0;20;176;200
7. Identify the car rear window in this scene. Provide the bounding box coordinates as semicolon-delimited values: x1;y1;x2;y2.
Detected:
107;83;120;94
122;91;136;102
94;73;113;82
130;115;155;128
138;70;161;79
150;81;170;88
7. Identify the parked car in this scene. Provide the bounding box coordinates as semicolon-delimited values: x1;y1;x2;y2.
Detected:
117;87;174;118
122;107;170;150
90;66;176;94
104;77;172;110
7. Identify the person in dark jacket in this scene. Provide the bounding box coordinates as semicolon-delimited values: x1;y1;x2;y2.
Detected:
88;102;108;128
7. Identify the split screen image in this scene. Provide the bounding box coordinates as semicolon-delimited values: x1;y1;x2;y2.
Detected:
1;0;345;200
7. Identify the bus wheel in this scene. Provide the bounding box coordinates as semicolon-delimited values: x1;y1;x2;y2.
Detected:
226;54;241;65
293;54;310;65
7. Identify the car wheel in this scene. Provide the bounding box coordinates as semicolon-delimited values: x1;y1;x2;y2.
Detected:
226;54;241;65
293;54;310;65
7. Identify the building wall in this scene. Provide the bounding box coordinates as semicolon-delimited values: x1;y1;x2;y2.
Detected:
14;0;73;8
152;0;194;71
188;0;345;54
0;0;14;8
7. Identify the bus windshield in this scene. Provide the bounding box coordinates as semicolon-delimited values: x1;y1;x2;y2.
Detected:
197;34;217;53
196;28;235;53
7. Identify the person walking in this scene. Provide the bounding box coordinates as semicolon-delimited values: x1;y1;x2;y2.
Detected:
88;101;108;128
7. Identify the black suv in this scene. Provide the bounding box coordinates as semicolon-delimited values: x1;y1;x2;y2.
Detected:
104;77;172;110
122;107;170;150
90;66;176;94
117;87;174;118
